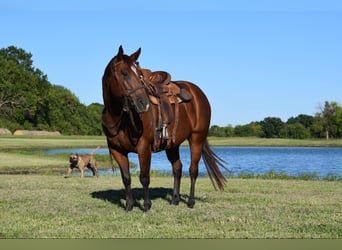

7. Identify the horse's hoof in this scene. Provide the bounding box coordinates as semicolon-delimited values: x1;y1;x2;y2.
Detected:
126;201;134;212
143;201;152;212
171;198;180;206
187;199;195;208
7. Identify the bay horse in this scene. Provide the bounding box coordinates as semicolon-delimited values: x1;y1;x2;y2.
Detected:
102;46;227;211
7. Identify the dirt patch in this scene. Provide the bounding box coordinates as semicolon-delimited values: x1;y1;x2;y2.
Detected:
0;168;66;175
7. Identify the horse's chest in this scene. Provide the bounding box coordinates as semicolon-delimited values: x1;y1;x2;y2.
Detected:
108;132;137;152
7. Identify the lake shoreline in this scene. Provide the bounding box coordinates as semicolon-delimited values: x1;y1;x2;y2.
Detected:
1;136;342;180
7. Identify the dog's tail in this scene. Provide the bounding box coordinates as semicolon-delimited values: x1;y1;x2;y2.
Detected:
90;146;101;155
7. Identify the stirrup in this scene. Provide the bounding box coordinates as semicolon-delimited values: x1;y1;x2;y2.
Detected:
162;123;169;139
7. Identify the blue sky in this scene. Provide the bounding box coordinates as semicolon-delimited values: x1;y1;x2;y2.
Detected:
1;1;342;126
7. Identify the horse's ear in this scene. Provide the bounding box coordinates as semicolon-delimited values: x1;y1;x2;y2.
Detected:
130;47;141;62
116;45;124;61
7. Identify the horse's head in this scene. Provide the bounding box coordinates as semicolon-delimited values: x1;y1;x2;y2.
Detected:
104;46;149;114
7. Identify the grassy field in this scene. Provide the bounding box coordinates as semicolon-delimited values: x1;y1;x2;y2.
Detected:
0;135;107;150
0;136;109;174
0;136;342;238
1;175;341;238
0;150;117;175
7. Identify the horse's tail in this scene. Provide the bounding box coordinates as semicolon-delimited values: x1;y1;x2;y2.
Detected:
202;140;228;191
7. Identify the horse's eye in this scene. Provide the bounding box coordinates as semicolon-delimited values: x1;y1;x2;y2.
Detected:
121;70;129;77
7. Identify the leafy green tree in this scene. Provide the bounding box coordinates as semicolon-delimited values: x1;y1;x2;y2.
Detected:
260;117;284;138
287;114;314;128
317;101;342;139
209;124;234;137
321;101;334;139
280;123;311;139
311;114;324;138
234;122;263;137
86;103;104;135
0;46;39;127
0;46;34;72
0;45;103;135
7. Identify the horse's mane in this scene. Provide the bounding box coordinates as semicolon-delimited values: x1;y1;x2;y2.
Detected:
103;57;115;81
102;57;116;114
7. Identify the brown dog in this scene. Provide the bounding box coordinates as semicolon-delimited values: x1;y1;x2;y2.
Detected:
65;146;100;178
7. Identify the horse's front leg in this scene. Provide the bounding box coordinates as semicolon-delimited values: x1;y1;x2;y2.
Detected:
110;149;134;211
138;146;152;212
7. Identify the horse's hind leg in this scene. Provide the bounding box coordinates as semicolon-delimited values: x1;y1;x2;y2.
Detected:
166;146;182;205
187;134;205;208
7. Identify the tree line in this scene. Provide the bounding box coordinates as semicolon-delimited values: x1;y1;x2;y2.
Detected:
209;101;342;139
0;46;103;135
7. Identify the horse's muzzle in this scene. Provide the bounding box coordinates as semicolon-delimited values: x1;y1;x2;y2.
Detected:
133;97;150;114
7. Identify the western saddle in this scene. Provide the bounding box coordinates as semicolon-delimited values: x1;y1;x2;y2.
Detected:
139;68;192;151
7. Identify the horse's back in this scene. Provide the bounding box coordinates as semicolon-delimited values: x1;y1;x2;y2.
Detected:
176;80;211;132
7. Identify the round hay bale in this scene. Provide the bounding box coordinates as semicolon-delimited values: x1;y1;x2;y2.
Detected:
13;130;28;135
13;130;61;136
0;128;12;135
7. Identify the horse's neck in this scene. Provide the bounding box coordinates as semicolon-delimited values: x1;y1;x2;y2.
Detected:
102;106;123;137
102;103;143;139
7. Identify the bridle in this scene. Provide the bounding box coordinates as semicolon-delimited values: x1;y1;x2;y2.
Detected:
109;61;150;136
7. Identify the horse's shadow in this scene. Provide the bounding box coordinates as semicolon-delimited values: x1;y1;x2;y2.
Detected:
91;187;189;211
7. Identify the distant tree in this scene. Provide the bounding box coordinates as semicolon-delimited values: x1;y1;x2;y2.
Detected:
320;101;338;140
221;124;234;137
208;124;234;137
234;122;263;137
329;103;342;138
287;114;314;128
260;117;284;138
311;114;325;138
280;123;311;139
86;103;104;135
234;124;251;137
208;125;222;137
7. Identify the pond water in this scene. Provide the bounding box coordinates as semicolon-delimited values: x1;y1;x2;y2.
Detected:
45;146;342;178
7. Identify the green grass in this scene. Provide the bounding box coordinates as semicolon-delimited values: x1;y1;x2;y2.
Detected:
0;135;107;150
0;151;67;174
0;136;111;174
1;136;342;238
0;175;341;238
0;150;133;175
